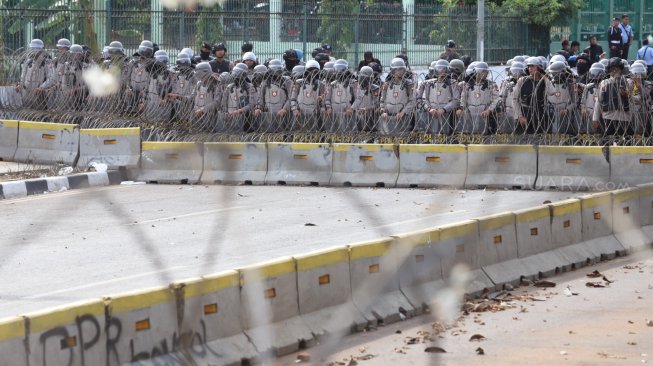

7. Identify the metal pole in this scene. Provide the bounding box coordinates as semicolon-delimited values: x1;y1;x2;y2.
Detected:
302;0;307;62
477;0;484;61
354;0;361;67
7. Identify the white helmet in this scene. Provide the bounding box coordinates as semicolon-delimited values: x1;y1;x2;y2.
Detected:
242;52;257;62
305;59;320;70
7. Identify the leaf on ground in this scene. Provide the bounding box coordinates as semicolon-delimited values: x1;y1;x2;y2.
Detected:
425;346;447;353
304;223;317;226
586;270;602;278
476;347;485;355
469;334;486;342
585;282;606;288
534;280;557;288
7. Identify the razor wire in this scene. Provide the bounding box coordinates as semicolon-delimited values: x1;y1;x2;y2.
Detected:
1;47;652;147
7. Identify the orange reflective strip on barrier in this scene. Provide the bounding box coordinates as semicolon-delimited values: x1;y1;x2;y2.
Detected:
594;212;601;220
369;264;379;273
135;319;150;331
228;154;243;160
203;303;218;315
165;153;179;159
264;288;277;298
425;156;441;162
318;274;330;285
61;336;77;349
103;139;117;145
494;235;502;244
566;158;582;164
530;227;538;236
293;154;308;160
360;156;374;161
415;254;425;263
494;157;510;163
41;134;55;140
640;159;653;164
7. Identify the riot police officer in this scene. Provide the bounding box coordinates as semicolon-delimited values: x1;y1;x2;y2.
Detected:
416;59;460;135
167;52;197;123
352;66;381;132
224;63;257;133
190;62;220;132
254;59;293;133
290;60;325;132
324;59;356;133
455;62;500;134
592;57;632;136
513;57;551;134
210;43;232;74
579;63;606;133
378;58;415;136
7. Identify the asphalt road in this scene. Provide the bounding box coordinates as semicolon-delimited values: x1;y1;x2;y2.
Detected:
0;184;572;318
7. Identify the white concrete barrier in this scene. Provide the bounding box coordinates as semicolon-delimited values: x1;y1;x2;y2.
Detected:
25;300;105;366
514;206;566;278
637;183;653;243
105;286;178;365
612;188;650;252
14;121;79;165
295;247;369;336
331;144;399;187
239;257;314;356
536;146;610;191
0;119;19;161
349;238;415;325
134;142;203;184
201;142;267;185
580;193;625;259
609;146;653;187
265;143;332;185
0;317;26;366
78;128;140;169
548;199;598;269
396;144;466;188
466;145;536;189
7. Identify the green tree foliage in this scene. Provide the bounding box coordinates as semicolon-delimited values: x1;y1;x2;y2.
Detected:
316;0;357;59
195;3;224;49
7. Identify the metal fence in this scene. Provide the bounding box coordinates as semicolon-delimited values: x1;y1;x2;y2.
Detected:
0;0;550;67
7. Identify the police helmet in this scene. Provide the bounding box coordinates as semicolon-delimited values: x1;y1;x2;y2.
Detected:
324;61;335;73
314;53;330;65
253;64;268;75
29;39;44;50
395;54;408;64
69;44;84;54
176;52;191;66
232;62;249;76
513;55;526;63
268;59;284;72
334;59;349;73
195;62;213;78
154;50;169;64
305;59;320;71
138;40;154;58
102;46;110;59
212;43;226;53
549;54;567;65
598;58;610;68
218;72;232;85
510;61;526;76
242;52;257;62
292;65;305;79
630;63;647;77
449;59;465;74
608;57;624;70
390;58;406;70
435;59;449;74
474;61;489;72
446;40;456;48
283;49;297;61
506;59;514;67
428;61;438;71
56;38;71;50
525;56;543;70
537;56;548;70
108;41;124;55
358;66;374;79
547;60;567;74
589;63;605;79
466;61;478;77
368;62;383;75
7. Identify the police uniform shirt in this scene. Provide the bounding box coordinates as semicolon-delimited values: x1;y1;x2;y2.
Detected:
637;45;653;66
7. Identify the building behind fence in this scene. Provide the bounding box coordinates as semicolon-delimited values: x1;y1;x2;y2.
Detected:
0;0;550;69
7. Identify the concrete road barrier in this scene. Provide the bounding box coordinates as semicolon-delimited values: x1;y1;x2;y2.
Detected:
437;220;495;295
0;119;19;161
78;128;140;169
514;206;566;278
612;188;650;252
395;228;443;314
25;300;105;366
0;317;26;366
239;257;314;356
580;193;625;259
202;142;267;185
548;199;598;269
14;121;79;165
105;287;178;365
396;144;466;188
134;142;203;184
637;183;653;243
295;247;369;336
265;143;332;186
536;146;609;191
609;146;653;187
466;145;536;189
349;238;415;325
331;144;399;187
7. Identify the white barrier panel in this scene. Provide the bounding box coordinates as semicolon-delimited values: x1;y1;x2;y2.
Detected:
465;145;536;189
349;238;415;325
612;188;650;252
437;220;495;295
637;183;653;242
295;247;369;336
240;257;314;356
78;128;140;169
580;193;625;259
0;86;22;109
201;142;267;185
0;317;26;366
105;287;178;365
330;144;398;187
25;300;105;366
15;121;79;165
476;212;533;287
536;146;609;191
133;142;203;184
265;143;332;186
548;199;598;269
609;146;653;187
157;271;257;366
514;206;567;278
396;144;466;188
395;228;443;314
0;119;19;161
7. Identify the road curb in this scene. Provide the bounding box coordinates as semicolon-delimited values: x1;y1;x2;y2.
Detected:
0;171;123;200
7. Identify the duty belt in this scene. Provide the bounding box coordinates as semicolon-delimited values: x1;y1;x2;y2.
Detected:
610;40;621;44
